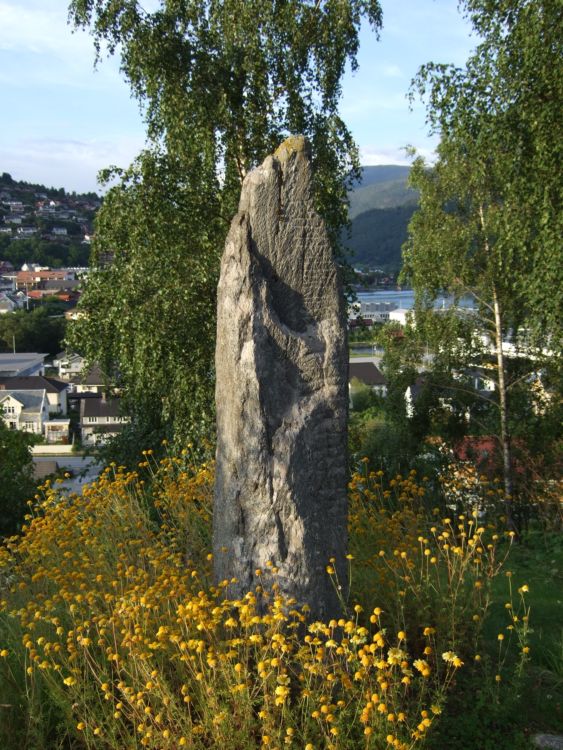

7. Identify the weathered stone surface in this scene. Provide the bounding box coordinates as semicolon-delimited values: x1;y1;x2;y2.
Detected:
533;735;563;750
213;136;348;620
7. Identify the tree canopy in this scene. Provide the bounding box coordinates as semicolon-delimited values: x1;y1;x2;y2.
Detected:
0;305;66;357
402;0;562;516
0;420;36;537
407;0;562;351
67;0;382;458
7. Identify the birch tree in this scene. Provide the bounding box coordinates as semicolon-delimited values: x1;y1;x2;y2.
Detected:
66;0;383;458
403;0;562;526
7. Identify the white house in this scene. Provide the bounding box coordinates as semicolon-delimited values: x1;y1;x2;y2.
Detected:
389;308;413;327
0;389;49;435
54;352;85;381
80;396;130;447
0;376;69;416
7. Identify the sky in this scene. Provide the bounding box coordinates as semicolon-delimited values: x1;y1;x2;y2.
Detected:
0;1;479;195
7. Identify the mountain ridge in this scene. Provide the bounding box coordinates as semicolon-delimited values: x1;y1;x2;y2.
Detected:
345;165;418;272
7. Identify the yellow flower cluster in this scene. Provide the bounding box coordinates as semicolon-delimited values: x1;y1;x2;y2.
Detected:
0;454;519;749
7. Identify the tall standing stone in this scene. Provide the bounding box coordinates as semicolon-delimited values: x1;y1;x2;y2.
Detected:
213;136;348;620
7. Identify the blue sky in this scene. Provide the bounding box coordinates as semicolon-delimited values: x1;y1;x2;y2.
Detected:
0;1;478;194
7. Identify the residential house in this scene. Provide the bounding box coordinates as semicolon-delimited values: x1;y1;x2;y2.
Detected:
0;376;69;415
0;384;70;443
54;351;85;381
21;264;49;272
0;293;17;314
16;227;37;237
0;389;48;435
80;395;130;447
75;364;106;395
37;204;57;216
349;361;388;399
0;261;15;286
43;279;80;294
0;353;47;377
15;269;75;292
6;201;24;213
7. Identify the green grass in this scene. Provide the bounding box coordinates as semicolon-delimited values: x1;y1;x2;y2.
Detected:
491;529;562;671
428;526;563;750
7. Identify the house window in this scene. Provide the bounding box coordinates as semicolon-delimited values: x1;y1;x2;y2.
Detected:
87;417;97;423
4;405;15;414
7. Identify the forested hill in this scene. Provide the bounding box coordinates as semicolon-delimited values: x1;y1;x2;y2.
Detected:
0;172;100;203
345;165;418;273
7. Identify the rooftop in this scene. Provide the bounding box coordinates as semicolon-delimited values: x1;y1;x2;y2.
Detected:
0;388;45;414
0;353;47;376
82;396;123;419
349;362;387;386
0;376;68;393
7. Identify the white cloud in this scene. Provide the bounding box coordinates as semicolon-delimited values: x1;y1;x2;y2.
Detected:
0;1;122;89
359;146;410;166
359;142;436;167
0;135;146;193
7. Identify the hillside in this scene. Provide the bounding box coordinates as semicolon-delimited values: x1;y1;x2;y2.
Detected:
0;172;100;204
348;165;416;218
0;172;100;269
346;203;417;271
1;166;415;274
345;165;418;273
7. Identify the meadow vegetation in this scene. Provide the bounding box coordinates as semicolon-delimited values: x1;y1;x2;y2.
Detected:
1;448;559;749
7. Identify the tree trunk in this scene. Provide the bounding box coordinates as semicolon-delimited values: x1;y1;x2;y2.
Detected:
492;286;517;533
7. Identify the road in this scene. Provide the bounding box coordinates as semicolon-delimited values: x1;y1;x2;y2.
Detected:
32;454;101;495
